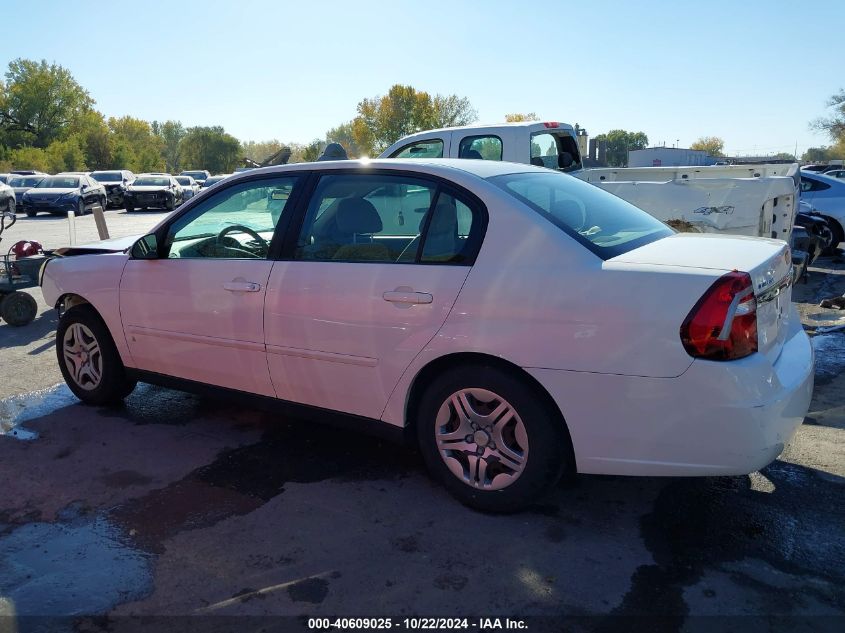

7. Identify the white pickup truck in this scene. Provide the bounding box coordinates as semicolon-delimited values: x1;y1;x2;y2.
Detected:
380;122;799;243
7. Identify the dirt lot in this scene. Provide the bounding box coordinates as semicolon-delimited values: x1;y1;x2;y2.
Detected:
1;210;844;630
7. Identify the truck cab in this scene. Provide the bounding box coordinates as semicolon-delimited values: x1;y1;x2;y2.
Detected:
380;121;583;173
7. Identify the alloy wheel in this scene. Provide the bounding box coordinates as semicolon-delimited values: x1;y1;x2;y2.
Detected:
62;322;103;391
434;388;529;490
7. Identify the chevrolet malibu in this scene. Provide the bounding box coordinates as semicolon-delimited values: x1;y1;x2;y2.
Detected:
40;159;814;511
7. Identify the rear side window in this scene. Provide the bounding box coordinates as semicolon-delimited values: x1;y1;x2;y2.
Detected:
390;139;444;159
530;131;581;172
490;171;672;260
800;176;831;192
458;135;502;161
294;173;483;265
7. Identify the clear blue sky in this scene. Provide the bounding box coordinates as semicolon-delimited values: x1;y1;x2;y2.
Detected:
3;0;842;156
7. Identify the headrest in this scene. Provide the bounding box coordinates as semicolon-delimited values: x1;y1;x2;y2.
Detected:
461;148;483;159
336;198;382;234
419;197;458;234
530;157;545;167
558;152;574;168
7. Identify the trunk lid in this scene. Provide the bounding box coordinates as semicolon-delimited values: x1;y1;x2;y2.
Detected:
610;233;793;363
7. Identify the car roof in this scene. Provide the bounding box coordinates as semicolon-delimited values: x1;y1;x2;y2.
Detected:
226;158;544;183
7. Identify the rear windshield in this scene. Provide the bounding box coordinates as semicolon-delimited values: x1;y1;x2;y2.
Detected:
134;177;170;186
91;172;122;182
183;171;206;179
9;176;43;187
36;177;79;189
175;177;192;185
489;171;672;259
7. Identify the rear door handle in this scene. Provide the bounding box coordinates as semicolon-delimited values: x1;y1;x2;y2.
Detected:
383;290;433;305
223;281;261;292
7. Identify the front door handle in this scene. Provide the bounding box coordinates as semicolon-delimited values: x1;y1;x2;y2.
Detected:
383;290;433;305
223;280;261;292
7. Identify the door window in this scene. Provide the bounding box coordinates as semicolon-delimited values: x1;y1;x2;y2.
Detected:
800;177;830;193
390;139;444;158
164;176;299;259
458;135;503;161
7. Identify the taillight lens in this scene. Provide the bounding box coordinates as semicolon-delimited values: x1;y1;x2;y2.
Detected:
680;271;758;361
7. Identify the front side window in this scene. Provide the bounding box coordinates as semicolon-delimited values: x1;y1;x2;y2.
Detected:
294;174;483;265
165;176;299;259
458;135;502;161
490;171;672;259
390;139;444;159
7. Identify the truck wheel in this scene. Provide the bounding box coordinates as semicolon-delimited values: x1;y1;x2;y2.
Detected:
415;364;570;512
56;304;137;405
0;291;38;326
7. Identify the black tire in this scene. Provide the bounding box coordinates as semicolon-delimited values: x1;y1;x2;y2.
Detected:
75;199;85;216
0;291;38;326
26;208;36;218
415;364;569;512
125;201;134;212
165;196;175;211
823;217;843;255
56;304;137;405
7;198;15;215
100;196;107;210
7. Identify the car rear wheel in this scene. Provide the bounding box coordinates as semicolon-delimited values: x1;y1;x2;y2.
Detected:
56;304;137;405
823;217;843;254
416;364;569;512
26;209;36;218
0;291;37;326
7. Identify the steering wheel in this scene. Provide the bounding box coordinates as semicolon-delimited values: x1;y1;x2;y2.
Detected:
215;224;269;257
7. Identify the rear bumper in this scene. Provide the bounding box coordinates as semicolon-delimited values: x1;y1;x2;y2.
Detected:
527;313;814;476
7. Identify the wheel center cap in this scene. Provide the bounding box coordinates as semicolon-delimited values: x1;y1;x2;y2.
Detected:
473;430;490;447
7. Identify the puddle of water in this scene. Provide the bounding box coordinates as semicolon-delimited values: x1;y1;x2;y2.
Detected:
811;333;845;383
0;504;153;616
0;384;78;441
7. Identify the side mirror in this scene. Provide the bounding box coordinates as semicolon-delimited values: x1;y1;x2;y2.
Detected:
131;234;160;259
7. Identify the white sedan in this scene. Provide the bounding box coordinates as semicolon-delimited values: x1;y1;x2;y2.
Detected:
40;159;813;511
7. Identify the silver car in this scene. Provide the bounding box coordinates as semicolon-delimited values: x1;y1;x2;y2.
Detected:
174;175;200;201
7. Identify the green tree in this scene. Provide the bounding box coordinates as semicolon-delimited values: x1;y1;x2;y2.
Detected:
154;120;186;173
242;139;286;163
0;58;94;148
44;136;86;173
69;110;111;170
593;129;649;167
350;84;476;155
300;139;324;163
772;152;796;161
504;112;539;122
690;136;725;157
8;146;49;172
179;126;241;173
108;116;164;172
325;122;363;158
813;89;845;143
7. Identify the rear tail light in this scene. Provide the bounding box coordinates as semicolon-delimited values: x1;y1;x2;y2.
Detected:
680;271;758;361
543;122;560;128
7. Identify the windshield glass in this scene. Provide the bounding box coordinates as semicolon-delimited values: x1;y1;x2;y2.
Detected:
91;172;122;182
9;176;43;187
204;177;225;186
134;177;170;187
183;172;206;179
489;171;672;259
175;177;192;185
36;177;80;189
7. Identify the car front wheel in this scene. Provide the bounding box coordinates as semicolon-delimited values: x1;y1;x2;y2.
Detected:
56;305;137;405
416;364;569;512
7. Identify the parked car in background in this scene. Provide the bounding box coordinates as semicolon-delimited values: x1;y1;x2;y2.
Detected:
90;170;135;208
0;174;12;185
800;172;845;250
180;170;211;186
21;174;107;217
9;170;47;176
174;175;200;201
201;174;231;189
823;169;845;180
40;159;813;511
123;175;183;212
0;181;15;213
7;175;45;207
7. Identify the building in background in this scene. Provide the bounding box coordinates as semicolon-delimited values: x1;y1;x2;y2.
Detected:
628;147;718;168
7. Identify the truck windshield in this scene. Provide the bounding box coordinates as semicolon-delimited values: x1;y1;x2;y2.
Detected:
489;171;672;259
